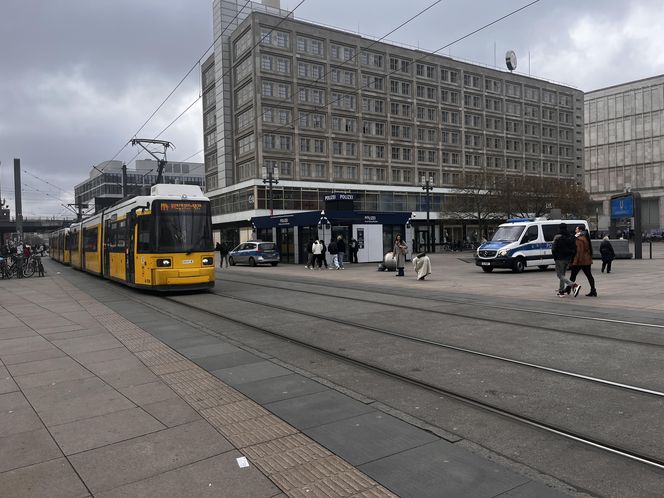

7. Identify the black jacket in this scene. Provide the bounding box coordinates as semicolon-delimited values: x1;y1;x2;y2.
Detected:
599;240;615;261
336;239;346;253
552;231;576;261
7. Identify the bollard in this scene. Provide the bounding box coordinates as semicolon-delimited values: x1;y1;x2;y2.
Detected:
650;240;652;260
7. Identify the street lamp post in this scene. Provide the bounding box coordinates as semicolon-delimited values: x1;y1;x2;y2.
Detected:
421;175;434;253
318;210;330;243
262;165;280;216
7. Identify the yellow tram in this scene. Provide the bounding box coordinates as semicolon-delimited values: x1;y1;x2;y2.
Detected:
49;184;215;291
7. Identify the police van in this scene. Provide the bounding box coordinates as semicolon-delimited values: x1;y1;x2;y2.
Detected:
475;218;589;273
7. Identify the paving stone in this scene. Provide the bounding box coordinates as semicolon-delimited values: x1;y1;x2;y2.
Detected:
117;381;179;405
99;367;160;389
7;357;80;377
179;341;242;359
0;373;19;394
0;348;66;366
72;347;133;367
0;336;53;356
235;373;328;404
0;392;43;437
141;396;201;427
193;350;262;371
359;439;530;498
51;335;123;355
304;411;439;466
211;360;292;386
97;451;280;498
498;480;570;497
50;407;166;455
265;390;376;430
0;457;88;498
14;364;95;389
0;429;62;473
68;420;233;494
165;335;225;350
0;326;37;340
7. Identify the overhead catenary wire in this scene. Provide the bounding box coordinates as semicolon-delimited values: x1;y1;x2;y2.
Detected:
123;0;309;167
101;0;257;171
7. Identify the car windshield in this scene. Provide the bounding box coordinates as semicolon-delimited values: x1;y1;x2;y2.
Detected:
491;226;525;242
155;201;213;253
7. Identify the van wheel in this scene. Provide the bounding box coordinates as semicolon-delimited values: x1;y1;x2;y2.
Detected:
271;262;278;266
229;257;236;266
249;257;257;267
481;267;493;273
512;257;526;273
538;265;548;271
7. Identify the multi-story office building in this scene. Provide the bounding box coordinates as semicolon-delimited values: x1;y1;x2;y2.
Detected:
74;159;205;211
203;0;584;262
585;75;664;232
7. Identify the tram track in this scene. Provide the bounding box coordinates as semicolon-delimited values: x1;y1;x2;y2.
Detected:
158;290;664;472
219;272;664;348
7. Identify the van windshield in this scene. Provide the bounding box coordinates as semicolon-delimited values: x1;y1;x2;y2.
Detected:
491;226;525;242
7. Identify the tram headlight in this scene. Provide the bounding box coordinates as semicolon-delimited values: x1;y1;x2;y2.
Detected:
201;257;213;266
156;258;172;267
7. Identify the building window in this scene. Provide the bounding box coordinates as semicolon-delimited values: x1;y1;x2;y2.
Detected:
296;35;324;56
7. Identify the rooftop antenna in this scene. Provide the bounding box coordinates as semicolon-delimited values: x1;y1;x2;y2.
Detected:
505;50;517;72
130;139;174;185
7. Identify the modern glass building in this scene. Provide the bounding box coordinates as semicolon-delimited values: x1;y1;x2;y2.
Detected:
202;0;584;261
585;75;664;232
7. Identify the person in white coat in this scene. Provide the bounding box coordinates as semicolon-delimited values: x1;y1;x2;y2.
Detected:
312;240;323;269
412;253;432;280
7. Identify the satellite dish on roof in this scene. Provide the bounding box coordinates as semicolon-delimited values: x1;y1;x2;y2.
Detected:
505;50;517;72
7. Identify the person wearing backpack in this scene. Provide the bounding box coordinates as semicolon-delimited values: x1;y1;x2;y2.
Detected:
551;223;579;298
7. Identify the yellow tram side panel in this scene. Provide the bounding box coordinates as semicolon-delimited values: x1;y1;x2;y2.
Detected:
108;252;127;281
82;222;102;275
70;229;82;269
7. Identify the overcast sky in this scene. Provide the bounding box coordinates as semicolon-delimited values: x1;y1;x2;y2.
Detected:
1;0;663;218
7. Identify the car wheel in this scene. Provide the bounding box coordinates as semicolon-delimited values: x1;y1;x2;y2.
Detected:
538;265;548;271
481;266;493;273
229;257;236;266
512;257;526;273
249;257;256;267
271;262;278;266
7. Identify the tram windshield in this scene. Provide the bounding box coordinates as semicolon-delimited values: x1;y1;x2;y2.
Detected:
490;226;525;242
154;200;213;253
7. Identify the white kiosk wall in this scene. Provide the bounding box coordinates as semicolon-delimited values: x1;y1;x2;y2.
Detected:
353;224;383;262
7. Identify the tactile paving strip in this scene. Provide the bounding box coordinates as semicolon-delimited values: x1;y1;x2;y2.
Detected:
57;279;396;498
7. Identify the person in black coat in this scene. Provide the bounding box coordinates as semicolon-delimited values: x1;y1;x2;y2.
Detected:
599;236;615;273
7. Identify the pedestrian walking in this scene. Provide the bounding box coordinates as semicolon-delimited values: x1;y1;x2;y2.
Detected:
392;234;408;277
412;252;431;280
335;235;346;269
349;238;359;263
551;223;579;298
599;236;615;273
305;239;315;269
217;241;230;268
327;238;338;268
569;226;597;297
319;240;329;269
312;240;323;269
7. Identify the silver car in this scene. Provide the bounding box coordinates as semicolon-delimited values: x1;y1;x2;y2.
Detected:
228;241;280;266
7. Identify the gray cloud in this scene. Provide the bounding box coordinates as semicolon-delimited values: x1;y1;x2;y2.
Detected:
2;0;663;217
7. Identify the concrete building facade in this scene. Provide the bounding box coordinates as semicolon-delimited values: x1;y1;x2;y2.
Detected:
585;75;664;232
203;1;584;259
74;159;205;211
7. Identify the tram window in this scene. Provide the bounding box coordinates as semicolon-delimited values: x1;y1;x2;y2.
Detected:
117;221;127;249
83;228;98;252
155;201;212;253
137;216;152;253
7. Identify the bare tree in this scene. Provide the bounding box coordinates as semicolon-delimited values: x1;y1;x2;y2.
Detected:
441;172;502;239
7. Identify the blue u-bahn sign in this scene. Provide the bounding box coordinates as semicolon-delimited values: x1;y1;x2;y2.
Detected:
610;194;634;218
